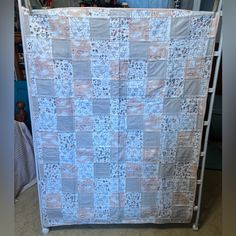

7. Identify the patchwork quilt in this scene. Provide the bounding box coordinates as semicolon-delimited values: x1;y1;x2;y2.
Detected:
20;6;219;227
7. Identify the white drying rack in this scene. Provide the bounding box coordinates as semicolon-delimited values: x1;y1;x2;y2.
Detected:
190;0;222;231
18;0;222;233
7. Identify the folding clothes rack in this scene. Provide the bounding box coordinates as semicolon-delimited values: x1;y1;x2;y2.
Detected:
18;0;222;233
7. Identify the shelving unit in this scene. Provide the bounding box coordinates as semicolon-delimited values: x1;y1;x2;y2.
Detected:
15;32;26;81
15;0;26;81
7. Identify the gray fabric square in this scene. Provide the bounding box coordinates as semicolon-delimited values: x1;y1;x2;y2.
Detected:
31;97;39;115
143;132;160;147
36;79;55;96
110;9;130;17
159;163;175;177
61;178;77;192
46;209;63;219
130;42;149;60
52;39;71;58
111;81;127;98
189;179;196;192
148;61;167;79
43;147;59;162
171;206;192;220
196;115;204;130
124;207;140;219
57;116;74;132
206;38;215;56
170;17;190;39
73;61;91;80
176;147;194;161
163;98;181;113
78;193;94;208
127;115;144;130
126;178;141;192
23;15;31;36
184;80;202;96
94;163;110;178
110;147;125;162
77;132;93;147
110;208;122;220
93;99;111;114
141;193;156;207
90;18;110;40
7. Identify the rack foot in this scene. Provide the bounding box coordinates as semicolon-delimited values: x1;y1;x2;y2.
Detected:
192;224;199;231
42;227;49;234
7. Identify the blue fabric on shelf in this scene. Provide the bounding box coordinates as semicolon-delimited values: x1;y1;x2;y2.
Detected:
117;0;171;8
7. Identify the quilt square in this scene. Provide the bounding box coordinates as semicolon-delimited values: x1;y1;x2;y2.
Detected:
149;18;171;41
143;131;160;147
163;98;181;114
90;18;110;40
170;17;190;39
148;61;167;79
129;42;149;60
111;81;128;98
57;116;74;132
78;193;94;208
43;147;60;163
73;61;92;80
148;42;169;60
49;15;69;39
36;79;55;96
94;163;110;178
141;193;157;207
56;98;74;116
130;18;149;41
127;99;144;115
74;80;93;98
52;39;72;59
29;14;50;38
184;79;202;96
71;40;91;60
70;17;90;40
127;115;144;131
146;79;165;98
61;178;77;193
76;132;93;148
93;99;111;114
159;163;175;178
126;178;141;192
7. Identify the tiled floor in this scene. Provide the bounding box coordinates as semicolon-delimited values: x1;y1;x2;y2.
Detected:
15;170;221;236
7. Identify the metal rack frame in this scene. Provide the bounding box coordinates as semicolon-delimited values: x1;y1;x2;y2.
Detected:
191;0;222;231
18;0;222;233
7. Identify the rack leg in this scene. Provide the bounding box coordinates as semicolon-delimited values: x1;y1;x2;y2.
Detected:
192;224;199;231
42;227;49;234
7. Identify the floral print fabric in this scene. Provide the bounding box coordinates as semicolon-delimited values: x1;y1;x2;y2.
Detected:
20;7;219;227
